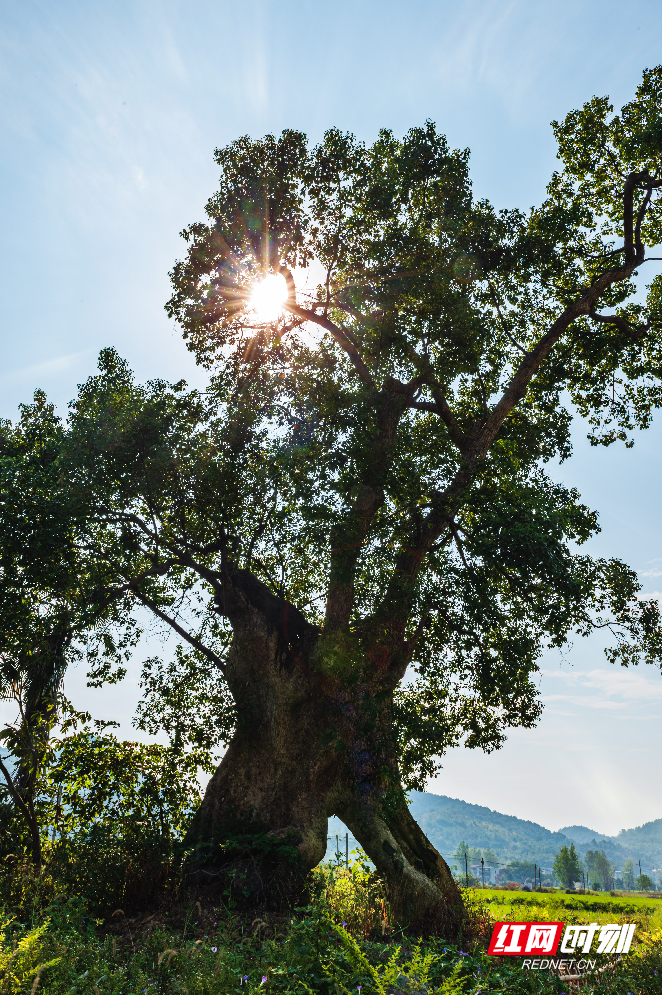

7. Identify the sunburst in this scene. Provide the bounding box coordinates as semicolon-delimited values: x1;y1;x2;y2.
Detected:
249;274;288;323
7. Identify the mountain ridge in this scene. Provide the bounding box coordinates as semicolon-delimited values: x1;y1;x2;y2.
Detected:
407;792;662;872
326;793;662;873
559;825;606;844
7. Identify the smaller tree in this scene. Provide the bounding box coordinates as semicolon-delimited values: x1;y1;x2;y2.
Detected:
0;717;204;914
554;843;582;888
622;858;636;890
497;860;536;885
451;841;481;883
0;392;137;868
453;840;469;879
637;874;654;891
585;849;614;890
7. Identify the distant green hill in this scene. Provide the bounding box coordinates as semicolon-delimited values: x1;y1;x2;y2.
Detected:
614;817;662;864
408;791;572;867
326;793;662;875
559;819;662;869
559;825;604;845
407;792;662;874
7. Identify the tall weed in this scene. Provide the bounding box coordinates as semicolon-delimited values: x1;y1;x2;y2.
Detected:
0;920;61;995
312;858;390;939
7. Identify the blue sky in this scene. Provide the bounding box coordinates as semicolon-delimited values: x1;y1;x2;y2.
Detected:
2;0;662;838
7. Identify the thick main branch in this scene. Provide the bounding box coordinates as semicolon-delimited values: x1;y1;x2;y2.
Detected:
374;170;660;638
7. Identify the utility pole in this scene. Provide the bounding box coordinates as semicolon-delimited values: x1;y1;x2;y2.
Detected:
465;852;469;887
481;857;485;888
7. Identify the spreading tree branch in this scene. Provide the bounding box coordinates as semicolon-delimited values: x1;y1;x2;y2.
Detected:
371;170;662;649
131;589;227;674
282;300;376;388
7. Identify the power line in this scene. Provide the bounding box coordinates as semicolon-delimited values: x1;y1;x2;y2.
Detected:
326;838;556;869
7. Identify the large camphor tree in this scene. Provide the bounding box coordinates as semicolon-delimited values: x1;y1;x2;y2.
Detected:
65;68;662;929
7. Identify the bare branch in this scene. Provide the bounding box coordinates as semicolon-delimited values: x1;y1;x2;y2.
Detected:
588;310;651;338
488;282;527;355
428;386;471;453
0;756;28;815
409;401;438;414
131;590;227;674
624;171;661;265
278;266;297;307
375;465;473;629
282;301;376;388
449;519;469;570
400;341;471;454
634;182;654;259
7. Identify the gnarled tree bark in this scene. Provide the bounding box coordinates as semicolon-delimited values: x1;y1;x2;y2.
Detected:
184;568;462;931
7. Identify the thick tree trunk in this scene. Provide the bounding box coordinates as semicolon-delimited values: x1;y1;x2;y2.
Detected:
185;571;463;933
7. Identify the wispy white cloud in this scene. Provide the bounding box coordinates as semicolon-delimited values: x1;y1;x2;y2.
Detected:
541;668;662;704
612;712;662;722
585;670;662;699
0;351;89;385
540;693;627;710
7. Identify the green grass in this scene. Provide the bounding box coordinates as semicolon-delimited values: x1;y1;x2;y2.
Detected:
1;871;662;994
1;898;661;995
475;887;662;926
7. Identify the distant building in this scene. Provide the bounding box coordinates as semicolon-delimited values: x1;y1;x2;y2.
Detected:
470;863;498;884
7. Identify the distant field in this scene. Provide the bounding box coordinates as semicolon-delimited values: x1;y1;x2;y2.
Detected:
472;887;662;928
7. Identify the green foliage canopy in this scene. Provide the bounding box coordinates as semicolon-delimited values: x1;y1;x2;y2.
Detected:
29;67;662;790
553;843;583;888
0;392;139;864
585;849;615;891
623;858;637;890
0;393;135;710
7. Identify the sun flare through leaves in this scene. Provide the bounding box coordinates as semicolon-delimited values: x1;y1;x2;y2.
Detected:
248;273;288;324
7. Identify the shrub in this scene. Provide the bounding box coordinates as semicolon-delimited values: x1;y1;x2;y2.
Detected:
310;856;390;940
